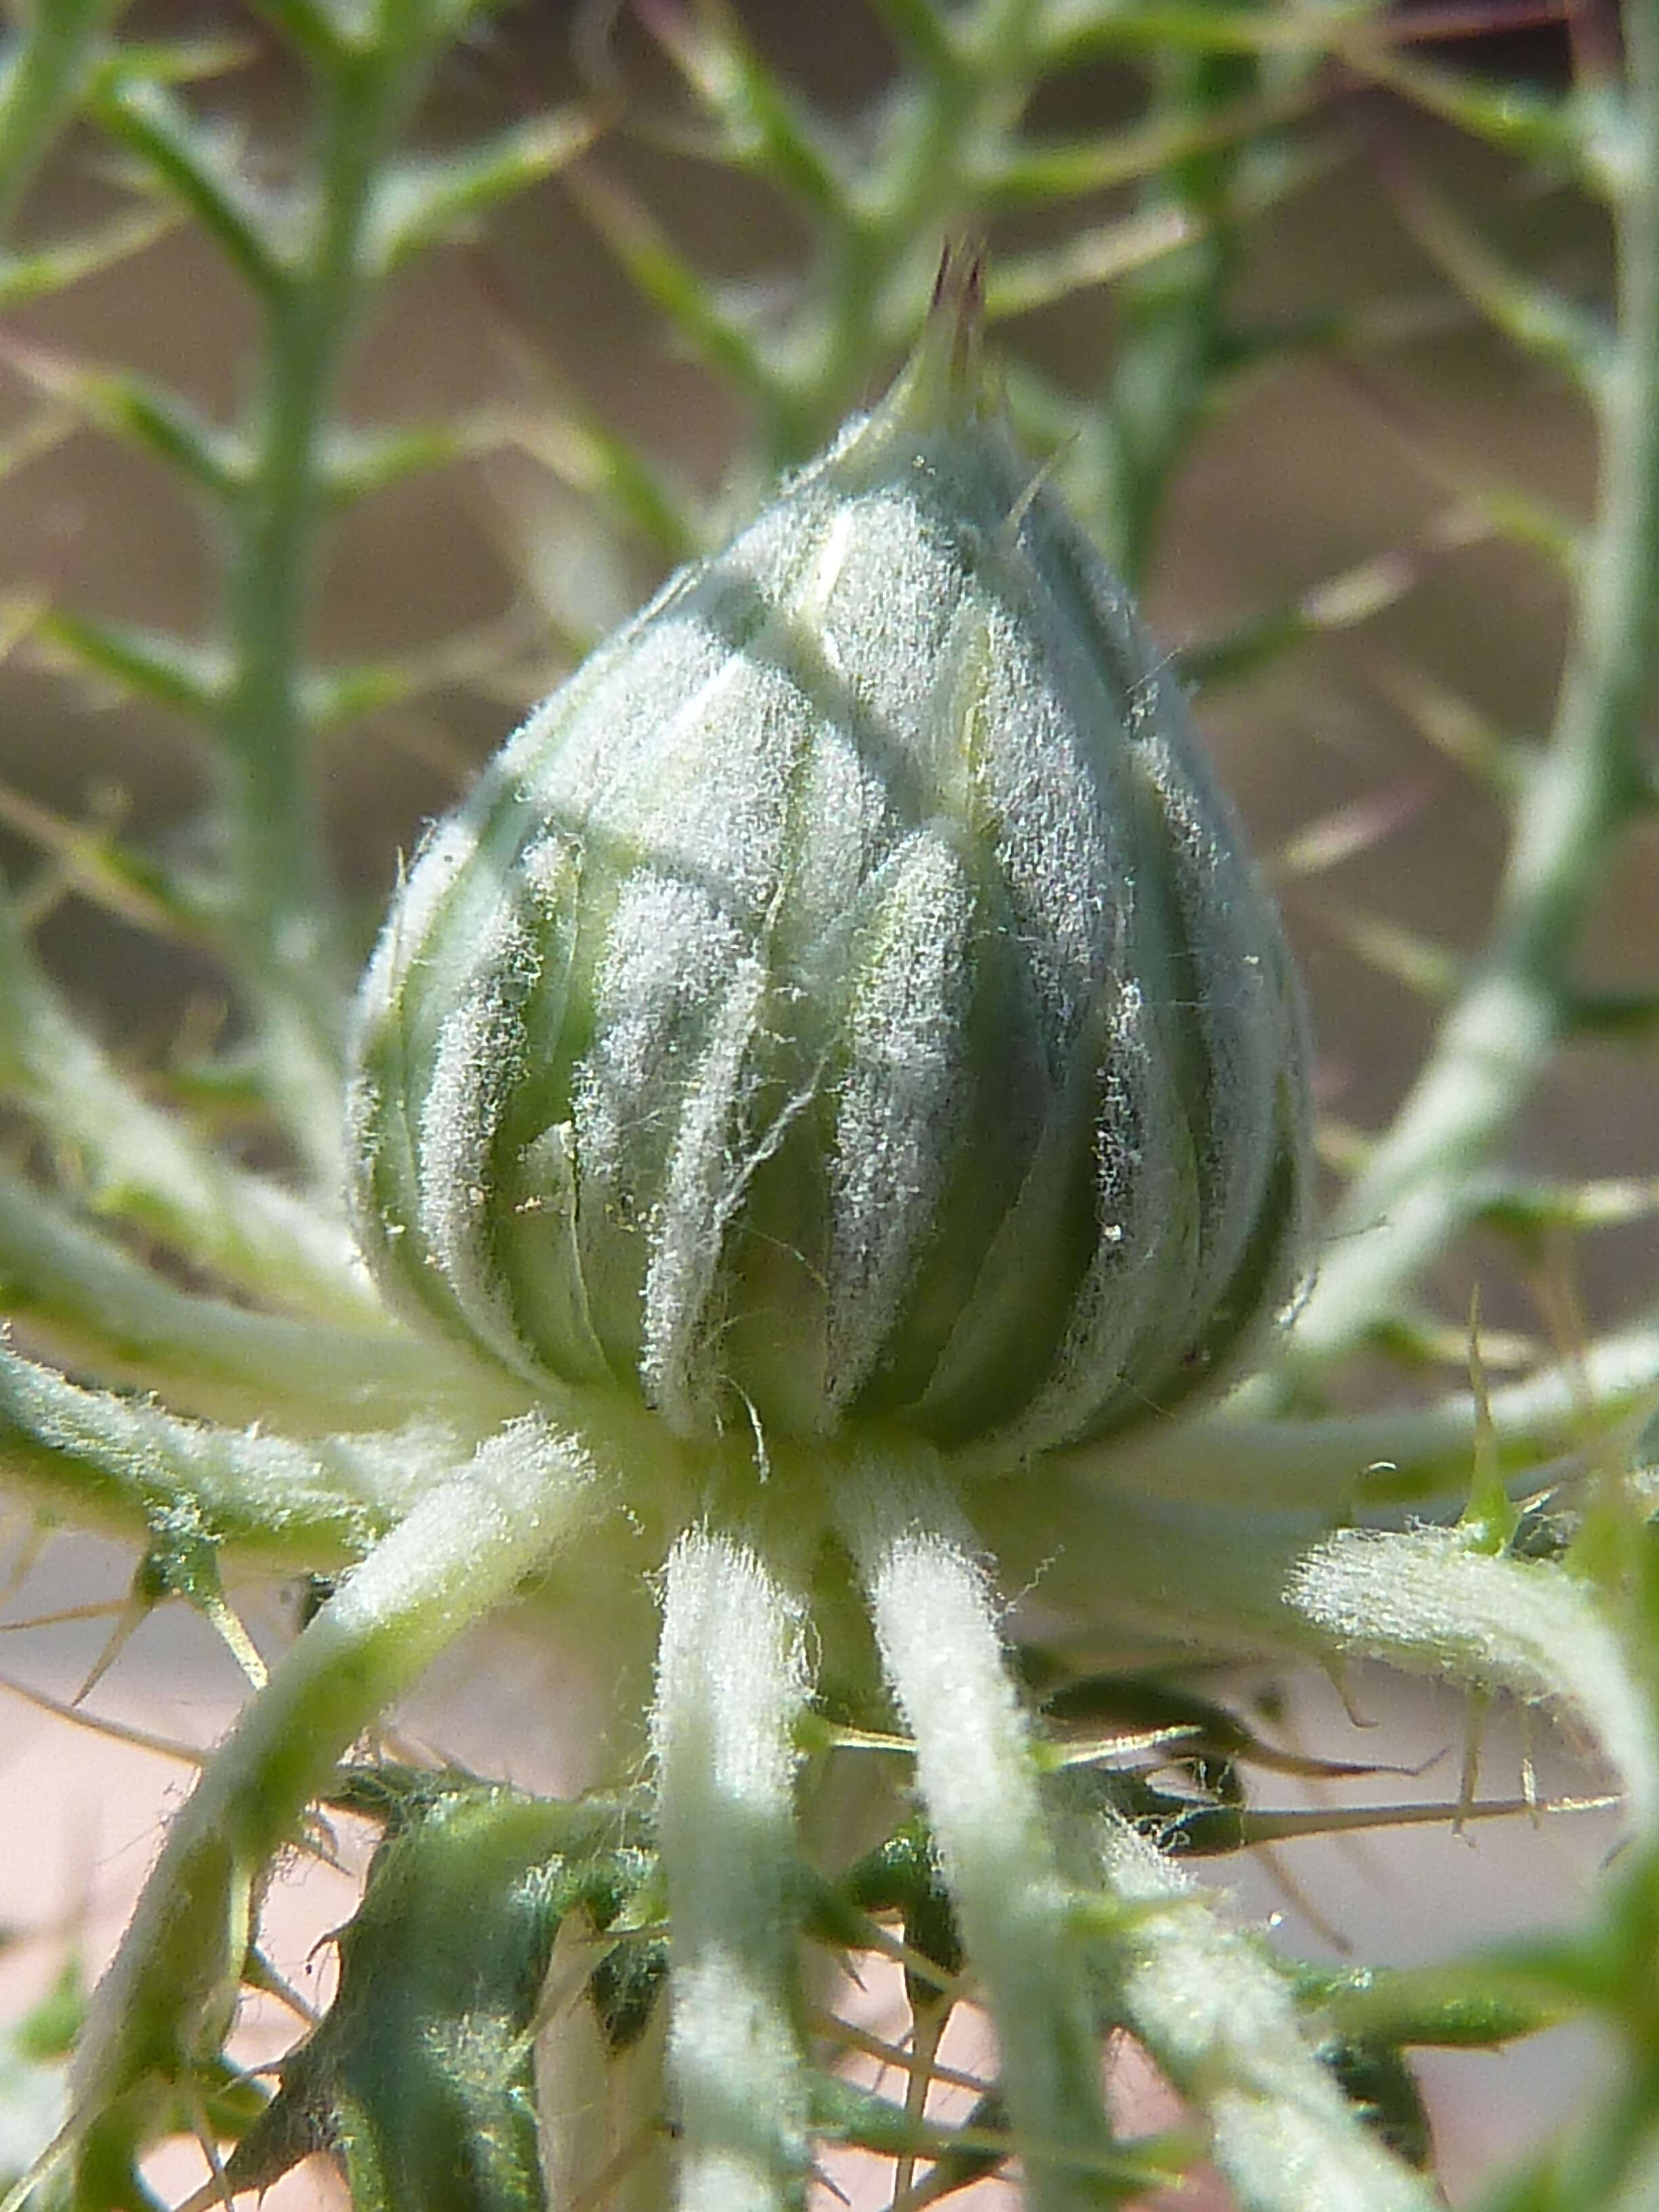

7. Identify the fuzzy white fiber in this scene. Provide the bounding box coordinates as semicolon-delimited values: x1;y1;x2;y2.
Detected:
1290;1524;1659;1835
1092;1816;1440;2212
652;1528;812;2212
846;1468;1113;2212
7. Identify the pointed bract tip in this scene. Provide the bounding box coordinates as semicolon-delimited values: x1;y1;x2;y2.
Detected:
899;236;992;430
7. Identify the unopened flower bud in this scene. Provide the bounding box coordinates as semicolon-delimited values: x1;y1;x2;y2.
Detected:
349;252;1309;1465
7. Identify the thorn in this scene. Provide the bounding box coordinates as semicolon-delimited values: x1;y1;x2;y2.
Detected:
0;1671;207;1764
1454;1688;1490;1837
73;1593;152;1704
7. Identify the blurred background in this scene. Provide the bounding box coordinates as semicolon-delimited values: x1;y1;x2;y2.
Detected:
0;1;1654;2203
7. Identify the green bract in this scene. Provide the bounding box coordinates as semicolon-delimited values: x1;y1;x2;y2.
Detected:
348;266;1309;1465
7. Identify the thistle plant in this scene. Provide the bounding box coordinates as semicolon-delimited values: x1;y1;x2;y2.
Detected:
0;4;1657;2211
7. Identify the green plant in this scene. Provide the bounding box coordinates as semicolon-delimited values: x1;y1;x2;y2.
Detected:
0;2;1656;2209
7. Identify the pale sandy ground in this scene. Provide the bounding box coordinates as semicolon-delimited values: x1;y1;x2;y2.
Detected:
0;1526;1619;2211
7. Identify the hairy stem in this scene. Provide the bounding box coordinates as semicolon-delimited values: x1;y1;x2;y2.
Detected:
653;1525;813;2212
1073;1805;1441;2212
48;1412;602;2201
844;1459;1120;2212
1288;1524;1659;1833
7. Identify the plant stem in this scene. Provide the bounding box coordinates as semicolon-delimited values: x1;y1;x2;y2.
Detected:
213;1;476;1181
1075;1807;1441;2212
1284;0;1659;1376
844;1459;1122;2212
1288;1524;1659;1835
53;1412;601;2199
653;1526;813;2212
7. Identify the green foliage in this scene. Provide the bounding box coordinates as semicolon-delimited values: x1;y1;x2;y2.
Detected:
0;1;1656;2208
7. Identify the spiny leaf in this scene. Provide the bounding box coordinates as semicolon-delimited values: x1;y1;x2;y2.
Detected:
0;1340;445;1562
1132;1788;1616;1858
227;1784;649;2210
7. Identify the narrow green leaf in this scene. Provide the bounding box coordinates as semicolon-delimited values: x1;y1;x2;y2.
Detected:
981;78;1319;206
300;609;537;726
0;201;175;308
0;777;207;942
1178;507;1496;689
1567;989;1659;1038
1369;661;1529;798
565;165;783;409
1300;1961;1577;2052
0;892;369;1315
367;106;596;277
1474;1174;1659;1239
1351;45;1584;169
647;0;850;222
1383;150;1610;390
89;76;287;298
85;33;256;88
0;0;126;234
319;411;514;503
246;0;348;66
31;609;226;717
506;404;705;562
1305;902;1463;1002
987;205;1204;321
0;336;243;497
861;0;961;73
1034;0;1352;64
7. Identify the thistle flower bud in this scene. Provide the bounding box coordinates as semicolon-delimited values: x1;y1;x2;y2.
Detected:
349;253;1309;1465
